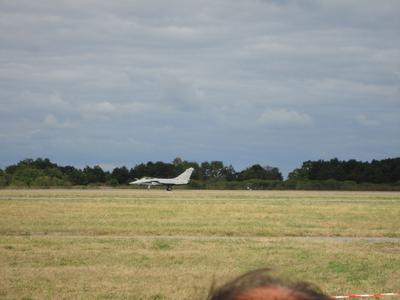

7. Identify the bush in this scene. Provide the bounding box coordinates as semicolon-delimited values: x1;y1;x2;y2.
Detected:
32;176;69;187
107;178;119;187
0;174;10;187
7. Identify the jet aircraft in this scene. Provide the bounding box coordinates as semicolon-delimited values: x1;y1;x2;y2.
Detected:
129;168;194;191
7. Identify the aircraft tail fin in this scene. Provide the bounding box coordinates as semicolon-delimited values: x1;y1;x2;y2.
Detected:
175;168;194;183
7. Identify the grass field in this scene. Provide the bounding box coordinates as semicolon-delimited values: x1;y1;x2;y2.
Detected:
0;190;399;299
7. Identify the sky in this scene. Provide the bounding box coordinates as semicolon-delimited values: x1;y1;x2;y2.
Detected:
0;0;399;176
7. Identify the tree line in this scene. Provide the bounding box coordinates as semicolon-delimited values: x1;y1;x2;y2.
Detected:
288;158;400;184
0;157;282;187
0;157;399;190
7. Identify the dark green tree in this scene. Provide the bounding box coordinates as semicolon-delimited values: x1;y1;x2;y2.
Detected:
238;164;282;181
83;165;106;184
61;166;86;185
111;166;130;184
288;158;400;184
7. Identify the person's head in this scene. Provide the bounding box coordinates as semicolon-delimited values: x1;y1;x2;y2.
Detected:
208;268;331;300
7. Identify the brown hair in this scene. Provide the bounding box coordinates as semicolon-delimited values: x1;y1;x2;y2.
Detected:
207;268;331;300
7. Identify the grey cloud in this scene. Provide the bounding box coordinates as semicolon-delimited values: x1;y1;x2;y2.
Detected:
0;0;399;173
257;108;313;127
355;114;379;127
43;114;77;129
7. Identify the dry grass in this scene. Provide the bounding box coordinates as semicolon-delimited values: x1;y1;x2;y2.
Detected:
0;189;399;237
0;189;399;299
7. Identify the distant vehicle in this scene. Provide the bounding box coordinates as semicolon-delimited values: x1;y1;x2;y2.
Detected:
129;168;194;191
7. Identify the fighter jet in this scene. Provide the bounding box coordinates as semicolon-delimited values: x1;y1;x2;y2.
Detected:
129;168;194;191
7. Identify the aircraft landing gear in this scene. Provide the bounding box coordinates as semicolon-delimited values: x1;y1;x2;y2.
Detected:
166;185;172;191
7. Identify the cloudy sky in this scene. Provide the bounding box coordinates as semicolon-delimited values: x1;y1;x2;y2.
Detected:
1;0;399;176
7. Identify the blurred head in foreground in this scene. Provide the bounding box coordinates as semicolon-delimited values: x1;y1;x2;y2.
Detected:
208;268;331;300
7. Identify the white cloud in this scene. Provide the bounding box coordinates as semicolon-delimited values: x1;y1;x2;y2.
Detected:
8;92;70;112
43;114;76;128
43;114;58;126
257;108;313;127
90;101;116;113
355;114;379;126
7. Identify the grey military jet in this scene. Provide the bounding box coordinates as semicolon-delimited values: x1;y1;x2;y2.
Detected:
129;168;194;191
